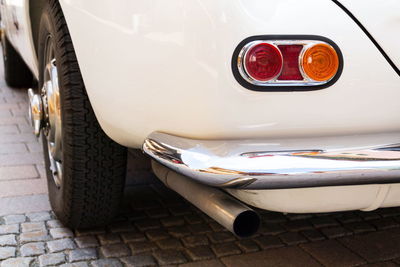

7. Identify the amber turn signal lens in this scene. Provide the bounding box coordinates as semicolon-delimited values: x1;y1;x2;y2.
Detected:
302;43;339;82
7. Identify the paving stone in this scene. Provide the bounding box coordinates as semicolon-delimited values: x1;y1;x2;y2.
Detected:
97;233;121;245
169;205;193;216
168;226;191;238
340;230;400;262
346;221;376;234
68;248;97;262
370;218;399;230
26;211;51;222
186;245;215;261
0;224;19;235
145;229;170;241
120;232;146;243
0;144;27;155
0;125;18;134
208;222;226;232
301;239;366;267
108;221;135;233
50;227;74;239
121;254;157;267
361;262;398;267
47;238;76;253
38;252;66;266
91;259;123;267
182;235;209;247
2;214;26;224
75;228;105;237
128;241;158;254
20;241;45;256
0;257;34;267
208;232;236;244
60;262;89;267
321;226;352;239
46;219;64;228
189;223;213;234
0;235;16;246
179;259;225;267
146;208;169;219
258;223;286;236
0;133;37;143
284;220;313;232
0;247;15;260
254;235;284;250
379;208;400;218
261;212;288;223
0;165;39;182
153;249;187;265
157;238;183;250
301;229;325;241
160;216;185;227
75;236;99;248
184;214;204;225
100;243;130;258
279;231;307;245
134;219;160;231
236;239;260;253
212;243;241;257
26;142;42;152
21;222;46;232
311;217;339;228
358;211;381;221
221;246;321;267
20;230;50;243
337;213;362;224
286;213;313;221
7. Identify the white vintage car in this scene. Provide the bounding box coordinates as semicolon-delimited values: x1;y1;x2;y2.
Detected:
1;0;399;237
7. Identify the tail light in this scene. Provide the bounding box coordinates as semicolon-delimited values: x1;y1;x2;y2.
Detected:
233;36;343;91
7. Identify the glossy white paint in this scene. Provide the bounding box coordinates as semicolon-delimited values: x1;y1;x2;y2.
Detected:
57;0;400;148
227;183;400;213
2;0;400;214
0;0;38;78
338;0;400;69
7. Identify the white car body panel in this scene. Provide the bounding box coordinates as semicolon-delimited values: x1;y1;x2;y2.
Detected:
228;183;400;213
58;0;400;149
0;0;38;78
339;0;400;69
1;0;400;214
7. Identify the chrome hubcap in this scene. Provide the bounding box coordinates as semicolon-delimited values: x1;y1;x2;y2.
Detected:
43;37;63;187
28;36;63;187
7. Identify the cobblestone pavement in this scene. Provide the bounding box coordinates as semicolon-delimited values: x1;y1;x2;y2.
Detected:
2;67;400;267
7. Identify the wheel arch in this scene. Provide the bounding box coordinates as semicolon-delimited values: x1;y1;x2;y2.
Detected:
28;0;46;57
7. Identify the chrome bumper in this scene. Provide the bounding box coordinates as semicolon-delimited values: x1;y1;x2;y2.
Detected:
143;132;400;189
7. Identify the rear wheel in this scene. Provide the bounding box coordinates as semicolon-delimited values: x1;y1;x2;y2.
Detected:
1;32;33;88
39;0;127;229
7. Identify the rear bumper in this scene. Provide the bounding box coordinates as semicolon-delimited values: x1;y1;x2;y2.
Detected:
143;132;400;189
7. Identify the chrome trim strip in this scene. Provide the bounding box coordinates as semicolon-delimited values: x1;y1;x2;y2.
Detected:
143;132;400;189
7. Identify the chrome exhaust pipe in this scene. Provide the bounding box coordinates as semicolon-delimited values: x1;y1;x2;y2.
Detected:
151;161;260;237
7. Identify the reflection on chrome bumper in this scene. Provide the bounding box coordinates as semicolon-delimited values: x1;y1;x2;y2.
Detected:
142;132;400;189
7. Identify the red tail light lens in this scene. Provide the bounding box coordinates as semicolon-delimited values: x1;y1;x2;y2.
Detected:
278;45;303;80
234;36;343;91
244;43;283;82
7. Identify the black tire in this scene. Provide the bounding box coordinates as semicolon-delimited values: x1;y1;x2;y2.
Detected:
1;32;33;88
39;0;127;229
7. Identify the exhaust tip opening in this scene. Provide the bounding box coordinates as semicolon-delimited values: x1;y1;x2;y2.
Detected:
233;210;260;238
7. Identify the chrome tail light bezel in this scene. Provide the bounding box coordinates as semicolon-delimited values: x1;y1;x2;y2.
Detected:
232;35;344;91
